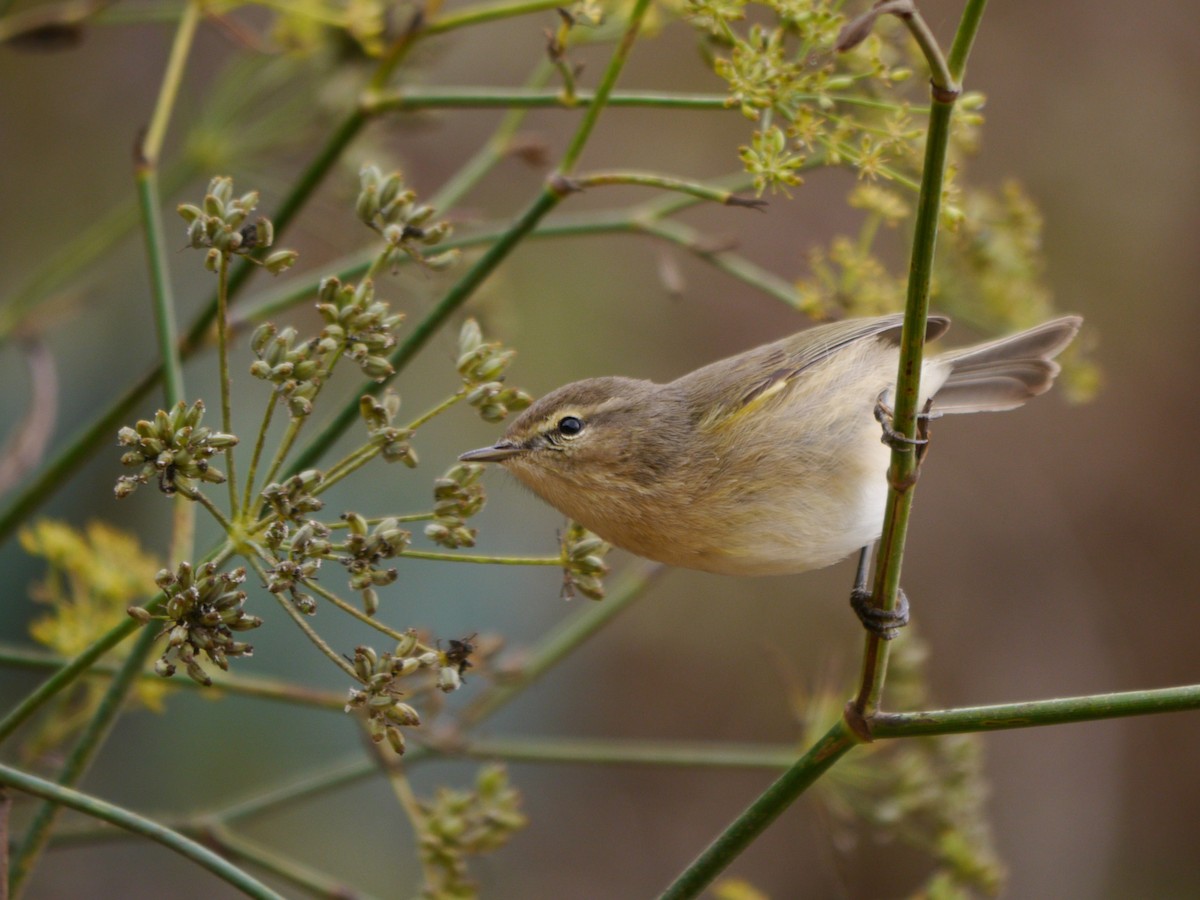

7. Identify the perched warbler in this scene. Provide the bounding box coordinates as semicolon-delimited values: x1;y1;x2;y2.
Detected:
460;314;1081;583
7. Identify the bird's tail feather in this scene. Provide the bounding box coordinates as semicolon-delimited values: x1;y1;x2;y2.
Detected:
933;316;1082;414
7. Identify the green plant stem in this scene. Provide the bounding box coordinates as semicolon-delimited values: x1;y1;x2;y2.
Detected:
0;161;194;341
444;736;798;769
871;683;1200;737
892;3;956;93
947;0;989;80
132;0;200;408
241;394;278;514
0;644;347;709
460;561;662;726
0;7;712;550
559;0;651;171
0;763;283;900
135;166;185;406
397;550;562;565
366;86;731;113
660;719;860;900
177;485;234;534
571;170;766;208
310;443;380;495
8;625;161;897
233;180;801;327
420;0;563;35
215;755;392;826
285;187;558;476
47;561;664;840
300;578;414;644
252;560;359;680
0;622;135;746
0;542;234;745
203;822;376;900
852;0;984;720
215;252;240;515
638;218;800;309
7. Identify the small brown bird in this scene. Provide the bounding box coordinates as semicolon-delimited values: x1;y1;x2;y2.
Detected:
461;314;1081;579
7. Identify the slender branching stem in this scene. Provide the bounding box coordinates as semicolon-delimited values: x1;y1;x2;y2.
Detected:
249;560;359;680
241;394;279;515
406;392;466;432
175;485;235;534
0;764;283;899
396;550;562;566
202;822;370;899
300;578;417;645
311;444;381;496
460;561;662;727
215;253;240;516
0;644;346;709
571;171;766;208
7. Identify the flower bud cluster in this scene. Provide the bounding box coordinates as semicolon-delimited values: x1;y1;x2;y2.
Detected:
116;400;236;498
263;519;331;615
359;391;417;467
356;165;458;271
249;323;326;418
457;319;533;423
425;463;485;549
417;764;527;895
344;632;459;755
177;176;296;273
260;469;325;522
338;512;411;616
560;522;611;600
129;562;260;686
316;277;405;382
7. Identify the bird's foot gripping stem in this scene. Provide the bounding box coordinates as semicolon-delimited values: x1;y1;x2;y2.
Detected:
850;586;909;641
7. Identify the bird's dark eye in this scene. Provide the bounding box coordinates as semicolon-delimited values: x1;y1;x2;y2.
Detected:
557;416;584;437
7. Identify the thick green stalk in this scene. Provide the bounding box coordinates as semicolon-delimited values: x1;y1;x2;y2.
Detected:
851;93;955;717
852;0;986;719
659;720;859;900
0;763;283;899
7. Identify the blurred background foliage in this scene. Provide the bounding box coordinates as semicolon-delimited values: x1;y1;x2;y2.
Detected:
0;0;1198;896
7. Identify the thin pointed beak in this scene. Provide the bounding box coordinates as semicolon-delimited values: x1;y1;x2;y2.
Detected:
459;440;525;463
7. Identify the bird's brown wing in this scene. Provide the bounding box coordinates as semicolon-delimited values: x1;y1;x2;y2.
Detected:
685;314;950;431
